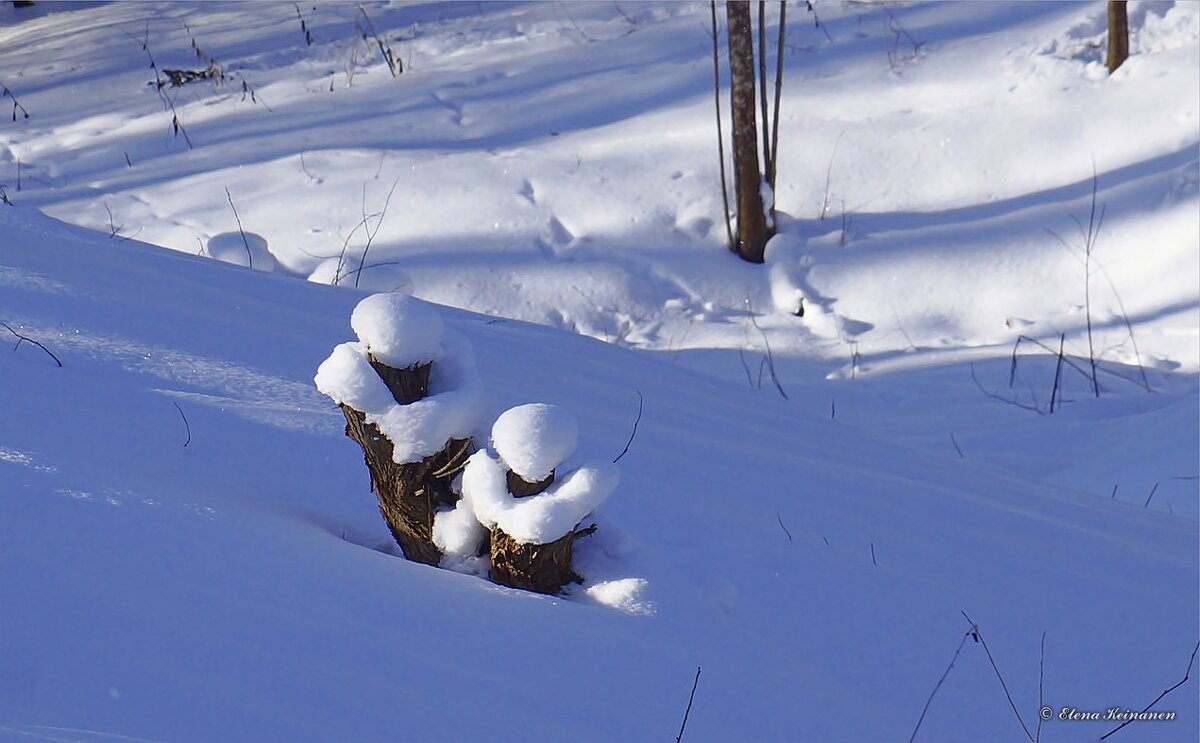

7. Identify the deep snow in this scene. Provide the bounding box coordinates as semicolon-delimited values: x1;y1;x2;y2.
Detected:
1;1;1197;742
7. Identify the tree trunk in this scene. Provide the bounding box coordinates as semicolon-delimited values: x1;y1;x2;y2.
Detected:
726;0;771;264
337;358;472;566
488;468;595;594
1106;0;1129;74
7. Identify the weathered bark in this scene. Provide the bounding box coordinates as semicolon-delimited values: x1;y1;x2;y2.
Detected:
368;355;430;404
337;359;471;566
506;468;554;497
1106;1;1129;74
726;0;772;263
489;468;594;595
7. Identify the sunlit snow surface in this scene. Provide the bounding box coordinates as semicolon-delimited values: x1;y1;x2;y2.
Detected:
0;1;1197;742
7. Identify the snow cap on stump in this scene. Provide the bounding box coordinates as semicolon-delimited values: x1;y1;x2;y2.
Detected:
350;293;444;368
491;403;578;482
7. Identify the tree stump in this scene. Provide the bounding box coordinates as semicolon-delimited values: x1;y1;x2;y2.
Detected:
338;356;471;566
488;469;595;594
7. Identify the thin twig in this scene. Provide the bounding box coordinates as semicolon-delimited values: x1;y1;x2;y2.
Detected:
819;131;845;219
353;179;400;288
870;542;877;566
1049;333;1065;413
908;628;973;743
224;188;253;268
1045;226;1151;394
612;390;643;464
1;321;62;367
1035;631;1046;743
949;432;964;458
710;1;735;251
555;0;599;42
1083;163;1104;398
748;304;788;399
757;1;771;184
1100;642;1199;740
135;30;194;149
675;666;702;743
172;400;192;448
972;363;1043;414
776;512;792;541
1010;334;1094;388
768;0;786;190
738;349;754;388
1;79;30;121
295;3;316;45
1142;482;1160;509
961;612;1036;743
357;3;401;75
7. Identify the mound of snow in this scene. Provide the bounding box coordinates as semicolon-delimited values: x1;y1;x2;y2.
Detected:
491;403;579;482
433;495;487;560
350;293;444;368
461;450;617;544
308;257;414;295
206;231;279;272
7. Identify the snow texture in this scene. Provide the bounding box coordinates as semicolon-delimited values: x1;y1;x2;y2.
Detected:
1;2;1197;740
315;297;481;464
350;293;444;368
461;451;617;545
432;497;486;559
491;403;579;482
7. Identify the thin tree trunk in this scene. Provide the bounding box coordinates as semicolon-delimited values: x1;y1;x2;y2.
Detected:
768;0;787;191
1106;0;1129;73
726;0;771;263
710;0;735;251
758;1;771;183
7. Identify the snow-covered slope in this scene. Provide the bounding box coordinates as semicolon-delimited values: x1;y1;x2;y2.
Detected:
1;199;1196;743
1;1;1197;741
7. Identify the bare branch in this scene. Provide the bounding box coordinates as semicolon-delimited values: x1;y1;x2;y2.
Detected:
775;512;792;541
961;612;1036;743
172;400;192;448
768;1;787;190
972;363;1044;415
675;666;702;743
1;321;63;367
1;79;30;121
612;390;644;464
1100;642;1200;740
353;179;400;288
908;628;973;743
710;1;735;250
224;188;253;269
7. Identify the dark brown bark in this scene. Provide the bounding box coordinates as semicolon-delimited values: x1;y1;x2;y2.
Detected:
506;468;554;497
726;0;772;263
337;360;471;566
488;468;593;594
1106;1;1129;73
368;356;430;404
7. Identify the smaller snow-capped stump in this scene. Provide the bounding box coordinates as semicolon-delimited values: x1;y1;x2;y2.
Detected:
462;404;618;594
315;293;482;566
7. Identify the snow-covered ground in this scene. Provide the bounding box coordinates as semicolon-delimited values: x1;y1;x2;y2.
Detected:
0;2;1196;741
